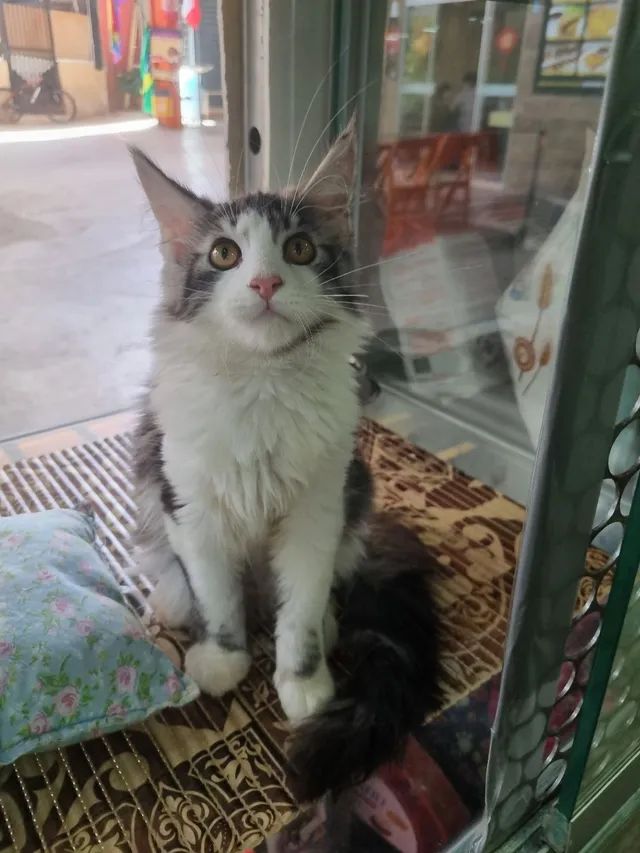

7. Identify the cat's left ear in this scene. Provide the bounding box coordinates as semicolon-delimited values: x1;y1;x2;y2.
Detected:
131;147;208;264
303;115;357;218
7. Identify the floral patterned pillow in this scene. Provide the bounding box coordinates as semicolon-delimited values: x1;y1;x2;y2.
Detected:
0;509;199;765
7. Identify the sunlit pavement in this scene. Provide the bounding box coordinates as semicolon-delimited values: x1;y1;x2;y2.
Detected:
0;114;159;144
0;121;227;439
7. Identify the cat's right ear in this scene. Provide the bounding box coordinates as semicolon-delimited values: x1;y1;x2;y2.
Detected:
130;147;206;264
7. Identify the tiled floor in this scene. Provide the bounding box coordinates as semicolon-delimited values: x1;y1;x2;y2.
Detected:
0;410;136;463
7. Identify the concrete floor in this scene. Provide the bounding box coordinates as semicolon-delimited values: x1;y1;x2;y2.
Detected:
0;124;228;440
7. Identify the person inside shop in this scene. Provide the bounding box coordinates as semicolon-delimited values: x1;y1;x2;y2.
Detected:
429;82;457;133
453;71;477;132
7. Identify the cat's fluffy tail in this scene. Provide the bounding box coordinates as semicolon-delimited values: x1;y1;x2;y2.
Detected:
288;517;441;801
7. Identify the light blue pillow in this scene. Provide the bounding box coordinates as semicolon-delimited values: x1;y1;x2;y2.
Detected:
0;509;199;764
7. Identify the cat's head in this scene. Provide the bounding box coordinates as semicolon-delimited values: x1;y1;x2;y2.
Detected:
132;121;364;358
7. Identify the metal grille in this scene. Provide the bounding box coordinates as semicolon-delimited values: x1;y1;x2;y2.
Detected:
481;1;640;844
574;343;640;805
505;348;640;822
0;435;295;853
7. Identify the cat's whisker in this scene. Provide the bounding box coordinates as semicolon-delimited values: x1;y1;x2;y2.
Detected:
285;46;349;197
290;172;348;219
328;305;389;315
310;292;386;308
321;300;383;308
288;80;374;213
195;139;235;211
294;309;323;367
315;298;389;312
232;143;246;198
287;79;374;215
188;140;237;224
300;301;399;351
315;290;371;299
270;159;285;194
308;247;428;291
291;201;348;216
314;303;389;319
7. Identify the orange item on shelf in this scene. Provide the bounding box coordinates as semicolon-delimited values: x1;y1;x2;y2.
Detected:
149;0;179;28
153;81;181;128
354;736;470;852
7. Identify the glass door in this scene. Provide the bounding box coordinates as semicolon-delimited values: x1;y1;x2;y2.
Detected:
323;0;638;850
162;1;640;850
0;0;227;446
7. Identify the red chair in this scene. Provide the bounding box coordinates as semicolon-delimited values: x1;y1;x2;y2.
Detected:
377;132;491;253
426;133;482;228
377;135;446;255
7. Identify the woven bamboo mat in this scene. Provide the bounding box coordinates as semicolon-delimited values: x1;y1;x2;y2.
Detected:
0;419;607;852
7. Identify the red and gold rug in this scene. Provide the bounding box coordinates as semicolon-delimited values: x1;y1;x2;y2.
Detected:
0;420;605;852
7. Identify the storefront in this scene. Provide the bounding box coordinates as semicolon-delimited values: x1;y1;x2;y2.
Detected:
0;0;108;118
380;0;526;148
0;0;222;123
379;0;616;201
1;2;638;851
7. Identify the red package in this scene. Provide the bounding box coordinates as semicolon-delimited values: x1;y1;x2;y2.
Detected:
353;736;471;852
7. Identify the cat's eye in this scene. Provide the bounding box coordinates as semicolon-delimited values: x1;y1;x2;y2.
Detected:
210;238;241;270
283;233;316;265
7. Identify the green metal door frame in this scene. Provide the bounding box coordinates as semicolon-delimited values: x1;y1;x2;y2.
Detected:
482;0;640;848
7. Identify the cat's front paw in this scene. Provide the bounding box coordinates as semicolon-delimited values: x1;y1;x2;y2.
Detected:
275;664;335;722
185;640;251;696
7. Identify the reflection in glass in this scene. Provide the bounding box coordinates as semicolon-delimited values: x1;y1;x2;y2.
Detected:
364;0;608;507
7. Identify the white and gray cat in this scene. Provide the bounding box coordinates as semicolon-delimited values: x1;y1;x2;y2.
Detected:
130;122;440;799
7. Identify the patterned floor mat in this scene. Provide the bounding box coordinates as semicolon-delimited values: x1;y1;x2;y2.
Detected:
0;420;605;852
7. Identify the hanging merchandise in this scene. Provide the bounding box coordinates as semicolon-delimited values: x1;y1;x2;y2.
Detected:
182;0;201;30
150;0;179;29
149;28;182;128
107;0;126;63
150;28;182;82
496;129;595;447
140;25;154;115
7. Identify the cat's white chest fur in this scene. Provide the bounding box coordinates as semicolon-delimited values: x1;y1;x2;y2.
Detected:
151;328;360;531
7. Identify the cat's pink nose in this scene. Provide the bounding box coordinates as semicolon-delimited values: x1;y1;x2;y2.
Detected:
249;275;283;302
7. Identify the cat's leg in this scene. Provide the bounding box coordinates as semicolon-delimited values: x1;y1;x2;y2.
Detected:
132;474;193;628
144;546;193;629
166;511;250;696
334;528;366;579
324;598;339;656
335;455;372;580
272;464;346;721
325;455;372;652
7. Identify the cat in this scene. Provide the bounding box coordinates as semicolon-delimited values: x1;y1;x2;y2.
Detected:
130;121;440;798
